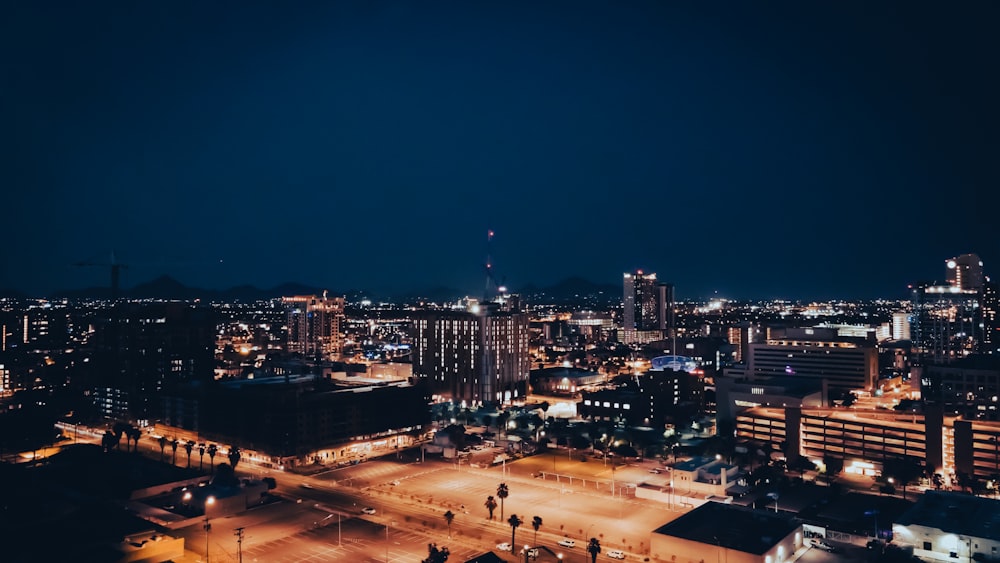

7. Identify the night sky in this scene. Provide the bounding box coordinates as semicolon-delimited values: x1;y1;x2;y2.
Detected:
2;2;996;300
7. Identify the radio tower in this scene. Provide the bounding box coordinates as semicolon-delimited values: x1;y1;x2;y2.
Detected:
484;229;507;301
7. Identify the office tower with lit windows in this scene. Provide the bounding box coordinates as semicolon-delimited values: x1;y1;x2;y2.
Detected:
912;256;988;365
981;278;998;355
283;292;345;358
622;270;674;343
412;300;530;405
946;253;984;291
746;327;878;393
91;302;216;421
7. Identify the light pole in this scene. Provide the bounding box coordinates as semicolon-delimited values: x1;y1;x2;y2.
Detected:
203;495;216;563
234;527;244;563
766;492;779;513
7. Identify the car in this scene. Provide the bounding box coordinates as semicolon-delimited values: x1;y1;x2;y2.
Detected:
812;541;838;553
361;507;377;515
558;539;576;548
648;468;661;474
526;548;539;559
390;480;400;486
496;542;512;552
607;550;626;560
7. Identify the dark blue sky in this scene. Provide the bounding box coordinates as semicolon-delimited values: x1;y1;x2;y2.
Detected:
2;2;996;300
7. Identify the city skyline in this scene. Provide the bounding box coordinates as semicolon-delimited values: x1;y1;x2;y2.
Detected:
3;2;996;300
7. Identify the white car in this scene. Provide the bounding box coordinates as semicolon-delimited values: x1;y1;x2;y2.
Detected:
607;550;626;560
496;542;512;552
361;507;377;515
526;548;539;559
558;539;576;548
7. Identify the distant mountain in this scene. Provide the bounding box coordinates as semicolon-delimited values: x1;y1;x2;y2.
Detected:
0;288;29;300
518;276;620;305
397;286;466;304
35;275;619;305
50;275;332;302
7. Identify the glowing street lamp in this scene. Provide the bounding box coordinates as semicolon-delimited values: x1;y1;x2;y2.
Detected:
204;496;216;562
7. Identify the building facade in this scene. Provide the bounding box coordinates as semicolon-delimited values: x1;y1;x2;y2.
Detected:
411;302;530;405
746;327;878;392
623;270;673;338
283;293;345;358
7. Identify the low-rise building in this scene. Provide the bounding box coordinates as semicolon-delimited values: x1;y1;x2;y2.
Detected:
650;502;803;563
894;491;1000;563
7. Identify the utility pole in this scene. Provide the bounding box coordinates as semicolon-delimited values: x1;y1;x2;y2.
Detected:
234;527;245;563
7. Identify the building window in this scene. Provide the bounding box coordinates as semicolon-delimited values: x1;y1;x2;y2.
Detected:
924;542;932;551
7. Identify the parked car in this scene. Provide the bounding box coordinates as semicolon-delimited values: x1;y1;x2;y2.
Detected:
497;542;512;552
607;550;626;560
362;507;377;515
813;541;838;553
527;548;539;559
648;468;661;474
558;539;576;548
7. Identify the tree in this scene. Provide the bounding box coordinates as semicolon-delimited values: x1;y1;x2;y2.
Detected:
497;482;509;521
170;439;179;465
422;543;450;563
199;444;206;471
485;495;497;520
443;510;455;538
129;427;142;453
228;446;242;469
158;436;167;462
882;457;923;500
498;411;511;439
101;430;117;453
185;441;194;468
508;514;523;549
207;444;218;473
587;538;601;563
532;516;543;545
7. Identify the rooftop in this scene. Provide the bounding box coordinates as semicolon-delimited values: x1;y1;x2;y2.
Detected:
653;502;801;555
896;491;1000;542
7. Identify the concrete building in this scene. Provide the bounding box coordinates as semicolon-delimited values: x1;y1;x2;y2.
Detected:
746;327;878;392
623;270;673;342
283;293;345;358
894;491;1000;563
650;502;803;563
411;301;530;405
920;355;1000;421
529;366;604;396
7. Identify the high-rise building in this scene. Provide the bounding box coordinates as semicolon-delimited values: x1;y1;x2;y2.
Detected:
981;278;998;355
623;270;674;341
746;327;878;393
892;312;911;341
412;300;530;405
911;283;981;365
283;292;345;358
91;302;216;421
946;253;984;291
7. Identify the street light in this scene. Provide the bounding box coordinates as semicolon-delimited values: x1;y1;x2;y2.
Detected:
766;492;779;513
204;495;216;563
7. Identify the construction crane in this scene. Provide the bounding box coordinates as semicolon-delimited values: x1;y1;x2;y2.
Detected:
72;251;127;300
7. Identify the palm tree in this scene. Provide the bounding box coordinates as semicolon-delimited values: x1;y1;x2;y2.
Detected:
170;439;179;465
198;444;206;471
485;495;497;520
158;436;167;461
531;516;543;545
184;441;194;468
130;427;142;453
508;514;523;549
497;482;509;521
443;510;455;538
207;444;218;473
587;538;601;563
228;446;241;469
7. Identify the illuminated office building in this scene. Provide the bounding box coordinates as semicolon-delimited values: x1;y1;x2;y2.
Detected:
946;253;984;291
623;270;674;342
412;301;530;405
746;327;878;393
283;292;345;358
